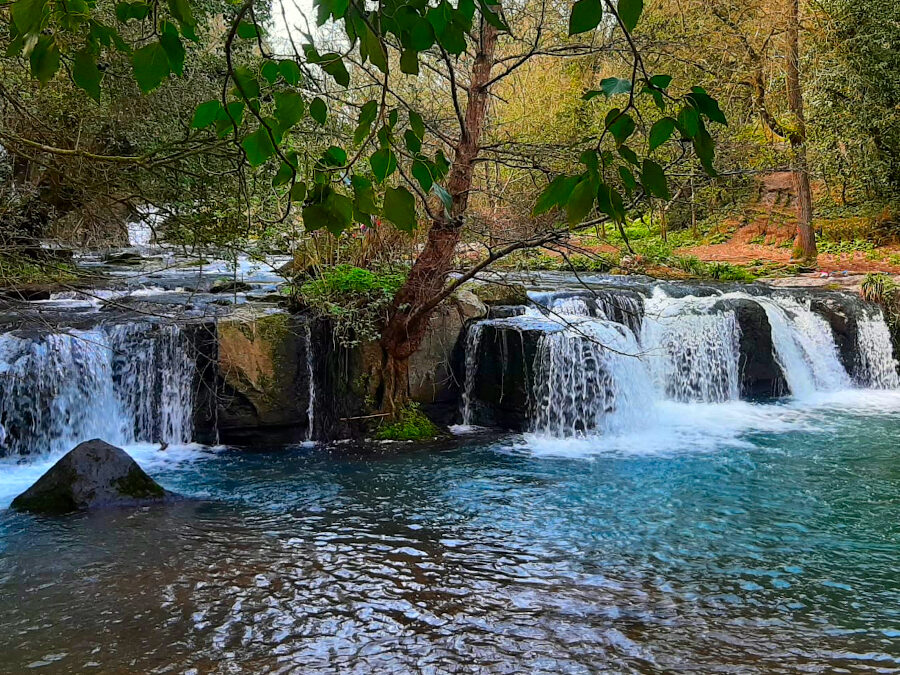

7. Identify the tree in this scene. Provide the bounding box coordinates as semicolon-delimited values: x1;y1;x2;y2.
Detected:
1;0;723;410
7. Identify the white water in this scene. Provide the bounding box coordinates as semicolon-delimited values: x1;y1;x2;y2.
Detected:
461;323;485;425
464;286;899;441
304;322;317;441
0;323;195;458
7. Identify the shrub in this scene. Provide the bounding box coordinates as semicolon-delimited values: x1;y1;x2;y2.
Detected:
375;403;440;441
299;264;407;346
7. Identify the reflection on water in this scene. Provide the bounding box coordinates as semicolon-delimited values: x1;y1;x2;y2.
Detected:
2;399;900;673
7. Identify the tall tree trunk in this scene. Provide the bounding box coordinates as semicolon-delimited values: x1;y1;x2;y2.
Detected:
378;21;498;409
786;0;817;263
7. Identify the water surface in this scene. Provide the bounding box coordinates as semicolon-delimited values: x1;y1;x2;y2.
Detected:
1;394;900;673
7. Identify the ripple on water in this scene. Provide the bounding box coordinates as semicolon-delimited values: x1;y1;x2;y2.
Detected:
0;400;899;673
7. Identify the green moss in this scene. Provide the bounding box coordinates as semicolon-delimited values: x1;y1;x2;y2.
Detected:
10;490;77;515
114;467;165;499
375;404;440;441
471;283;528;305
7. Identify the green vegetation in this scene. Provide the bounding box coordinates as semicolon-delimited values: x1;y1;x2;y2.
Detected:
375;403;440;441
298;265;407;346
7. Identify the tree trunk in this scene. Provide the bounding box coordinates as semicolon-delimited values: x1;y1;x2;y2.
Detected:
378;21;498;407
786;0;817;263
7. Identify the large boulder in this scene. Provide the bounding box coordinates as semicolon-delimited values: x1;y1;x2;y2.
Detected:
408;290;487;404
11;439;175;514
714;298;788;398
470;282;529;306
210;314;314;442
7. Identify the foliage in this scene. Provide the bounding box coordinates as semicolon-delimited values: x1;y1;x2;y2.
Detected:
374;403;439;441
298;264;407;346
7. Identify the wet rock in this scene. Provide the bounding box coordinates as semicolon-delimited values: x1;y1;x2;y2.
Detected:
466;322;550;430
202;314;315;443
102;252;145;266
715;298;787;398
488;305;526;319
11;439;176;514
0;285;53;301
470;282;529;306
409;290;487;404
209;280;253;294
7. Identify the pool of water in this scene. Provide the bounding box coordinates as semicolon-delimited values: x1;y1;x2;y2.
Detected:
2;393;900;673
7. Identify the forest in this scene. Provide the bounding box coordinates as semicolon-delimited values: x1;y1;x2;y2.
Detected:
2;0;898;410
2;1;900;671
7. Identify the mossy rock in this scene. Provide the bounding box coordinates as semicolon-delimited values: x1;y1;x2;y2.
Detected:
11;439;176;514
375;405;441;441
470;282;529;306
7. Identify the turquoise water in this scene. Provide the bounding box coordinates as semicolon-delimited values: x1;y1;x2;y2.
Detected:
1;393;900;672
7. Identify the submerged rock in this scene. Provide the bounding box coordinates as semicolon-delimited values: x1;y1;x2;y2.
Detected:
210;280;253;294
10;439;176;514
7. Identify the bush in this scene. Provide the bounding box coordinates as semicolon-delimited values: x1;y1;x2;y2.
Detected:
375;403;440;441
299;264;407;346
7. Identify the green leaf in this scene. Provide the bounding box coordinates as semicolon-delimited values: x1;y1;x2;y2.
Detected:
11;0;49;35
404;129;422;154
354;100;378;145
409;18;435;50
242;127;276;166
273;153;297;186
477;0;509;31
693;125;716;176
132;42;170;92
274;91;305;130
433;150;450;179
568;0;602;35
214;101;244;137
606;112;636;145
600;77;631;97
303;190;353;235
320;53;350;86
290;181;307;202
408;110;425;140
618;145;640;166
383;186;417;232
677;105;700;138
596;183;625;223
400;49;419;75
618;165;637;192
279;60;301;85
648;117;676;151
232;66;260;100
115;2;149;23
29;35;59;84
261;60;280;84
617;0;643;32
688;89;727;125
649;74;672;90
369;147;397;183
641;158;670;199
362;25;388;74
433;184;452;213
322;145;347;167
237;21;259;39
160;21;185;76
533;175;579;215
411;159;434;193
167;0;196;35
72;49;102;101
566;177;596;225
351;175;378;214
310;97;327;125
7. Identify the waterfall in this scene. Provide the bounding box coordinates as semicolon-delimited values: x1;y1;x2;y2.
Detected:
0;323;195;458
462;282;899;439
304;323;317;441
461;323;485;425
640;294;741;403
855;313;900;389
531;320;654;437
755;296;850;397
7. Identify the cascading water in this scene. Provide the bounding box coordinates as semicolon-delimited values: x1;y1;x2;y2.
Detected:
0;322;195;457
855;313;900;389
304;323;317;441
531;319;655;437
640;293;741;403
462;282;899;439
755;296;850;397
